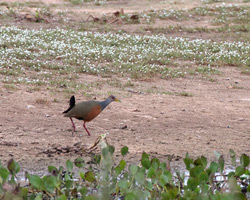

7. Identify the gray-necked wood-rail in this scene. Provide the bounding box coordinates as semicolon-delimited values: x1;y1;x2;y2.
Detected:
63;95;120;136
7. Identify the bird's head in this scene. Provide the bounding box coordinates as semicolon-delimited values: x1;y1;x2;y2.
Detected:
108;95;121;102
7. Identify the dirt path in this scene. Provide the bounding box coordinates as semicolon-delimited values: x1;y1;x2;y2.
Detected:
1;67;250;174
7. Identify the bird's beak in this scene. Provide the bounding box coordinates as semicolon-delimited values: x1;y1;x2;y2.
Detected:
115;98;121;102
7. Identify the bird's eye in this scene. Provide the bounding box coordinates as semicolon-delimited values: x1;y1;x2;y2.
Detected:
112;96;115;99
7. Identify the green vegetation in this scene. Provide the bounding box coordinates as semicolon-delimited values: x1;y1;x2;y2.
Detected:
0;136;250;199
0;26;249;92
65;0;108;5
139;4;250;41
141;4;250;26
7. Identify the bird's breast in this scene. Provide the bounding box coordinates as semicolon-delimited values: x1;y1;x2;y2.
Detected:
85;105;102;122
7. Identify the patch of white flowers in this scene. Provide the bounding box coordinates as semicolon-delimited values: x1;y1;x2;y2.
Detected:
140;4;249;25
0;26;249;83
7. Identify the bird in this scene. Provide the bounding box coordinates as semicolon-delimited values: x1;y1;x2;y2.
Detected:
63;95;120;136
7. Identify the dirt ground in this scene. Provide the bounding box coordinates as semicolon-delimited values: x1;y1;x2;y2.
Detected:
0;0;250;175
1;68;250;175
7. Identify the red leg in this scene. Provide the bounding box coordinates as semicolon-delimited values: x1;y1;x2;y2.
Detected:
83;121;91;136
70;117;76;136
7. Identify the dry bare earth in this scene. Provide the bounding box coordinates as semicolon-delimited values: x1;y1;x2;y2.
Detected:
0;0;250;175
1;68;250;174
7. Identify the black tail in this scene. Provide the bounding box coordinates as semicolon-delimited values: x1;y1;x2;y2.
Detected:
63;96;75;113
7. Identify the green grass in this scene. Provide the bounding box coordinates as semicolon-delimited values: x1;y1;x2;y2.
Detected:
9;1;46;8
0;26;249;91
2;2;250;42
139;4;250;42
178;91;193;97
141;4;250;25
3;83;17;90
65;0;108;5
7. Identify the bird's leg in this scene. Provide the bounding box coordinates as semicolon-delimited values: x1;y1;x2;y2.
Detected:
70;117;76;136
83;121;91;136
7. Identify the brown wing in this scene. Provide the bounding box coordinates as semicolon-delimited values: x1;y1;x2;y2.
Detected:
64;101;102;122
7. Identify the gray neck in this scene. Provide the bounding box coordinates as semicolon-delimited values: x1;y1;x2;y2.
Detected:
99;98;112;110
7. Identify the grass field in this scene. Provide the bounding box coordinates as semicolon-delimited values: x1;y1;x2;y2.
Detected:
0;0;250;192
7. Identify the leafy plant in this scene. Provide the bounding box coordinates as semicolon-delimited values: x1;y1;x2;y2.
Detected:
0;135;250;199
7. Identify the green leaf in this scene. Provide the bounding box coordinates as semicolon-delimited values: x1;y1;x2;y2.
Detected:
190;166;204;178
64;172;70;181
118;179;129;189
56;195;67;200
129;165;138;175
108;145;115;155
201;184;209;193
0;167;9;182
245;169;250;175
187;177;199;191
235;166;245;177
125;192;137;200
65;180;72;189
28;175;42;189
214;151;221;160
121;146;129;156
155;168;163;178
35;196;42;200
142;152;149;160
138;166;146;174
194;158;202;166
147;167;156;178
164;170;172;182
79;186;87;197
48;166;57;173
101;147;109;157
159;162;166;171
198;171;208;183
145;180;153;191
93;155;101;164
209;161;219;173
20;187;28;199
86;195;99;200
79;172;85;179
141;158;151;169
201;156;207;168
143;190;151;198
135;171;145;185
43;175;57;193
228;176;241;192
229;149;236;167
115;166;122;175
66;160;73;172
232;192;247;200
151;158;160;169
85;171;96;182
119;159;126;170
240;154;249;168
162;188;178;199
228;171;235;179
184;158;193;170
218;155;224;173
7;159;20;175
247;184;250;192
74;157;85;168
159;173;170;187
169;188;178;198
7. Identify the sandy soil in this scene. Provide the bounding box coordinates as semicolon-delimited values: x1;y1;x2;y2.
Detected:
1;67;250;175
0;0;250;175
